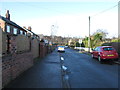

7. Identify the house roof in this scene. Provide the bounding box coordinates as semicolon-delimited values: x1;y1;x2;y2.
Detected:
0;15;26;31
0;15;39;38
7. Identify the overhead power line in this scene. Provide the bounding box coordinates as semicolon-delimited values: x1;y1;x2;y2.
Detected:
91;4;118;18
18;2;67;15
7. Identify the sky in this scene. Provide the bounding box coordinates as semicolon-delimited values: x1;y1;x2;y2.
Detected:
0;0;119;38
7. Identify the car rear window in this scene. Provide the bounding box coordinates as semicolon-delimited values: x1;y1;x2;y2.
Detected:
58;46;64;48
103;47;114;51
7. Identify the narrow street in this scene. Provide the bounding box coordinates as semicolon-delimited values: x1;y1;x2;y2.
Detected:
6;48;118;88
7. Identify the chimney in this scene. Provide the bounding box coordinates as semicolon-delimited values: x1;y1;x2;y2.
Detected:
23;26;27;29
5;10;10;20
28;26;32;31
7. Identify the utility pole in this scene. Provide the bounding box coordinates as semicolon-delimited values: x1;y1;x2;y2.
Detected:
118;1;120;39
88;16;91;52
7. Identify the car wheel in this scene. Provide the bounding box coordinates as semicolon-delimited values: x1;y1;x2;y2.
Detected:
98;56;103;64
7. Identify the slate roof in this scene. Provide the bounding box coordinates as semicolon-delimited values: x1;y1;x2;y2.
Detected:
0;15;39;38
0;15;25;31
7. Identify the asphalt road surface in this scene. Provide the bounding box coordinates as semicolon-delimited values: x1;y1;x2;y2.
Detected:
60;48;118;88
5;48;119;88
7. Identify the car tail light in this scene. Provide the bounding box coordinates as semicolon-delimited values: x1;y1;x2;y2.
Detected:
115;52;118;56
100;52;106;56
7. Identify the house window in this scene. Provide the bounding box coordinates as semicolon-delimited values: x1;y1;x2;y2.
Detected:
6;25;10;33
24;32;27;36
13;28;17;34
20;30;23;35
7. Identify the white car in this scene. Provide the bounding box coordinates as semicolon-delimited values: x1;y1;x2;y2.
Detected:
57;46;65;52
65;46;68;48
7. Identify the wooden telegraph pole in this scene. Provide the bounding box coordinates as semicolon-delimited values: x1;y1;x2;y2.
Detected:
88;16;91;52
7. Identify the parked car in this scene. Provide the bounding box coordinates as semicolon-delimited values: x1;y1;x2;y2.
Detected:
57;46;65;52
65;45;68;48
91;46;119;63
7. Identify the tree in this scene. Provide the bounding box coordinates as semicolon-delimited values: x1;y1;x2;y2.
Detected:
91;29;108;48
70;41;75;48
83;29;108;48
83;37;89;48
93;29;108;40
75;42;80;47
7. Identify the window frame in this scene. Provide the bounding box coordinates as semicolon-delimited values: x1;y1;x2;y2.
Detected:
6;25;10;33
20;30;23;35
13;28;18;35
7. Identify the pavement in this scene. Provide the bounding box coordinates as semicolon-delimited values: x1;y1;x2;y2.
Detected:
5;50;62;88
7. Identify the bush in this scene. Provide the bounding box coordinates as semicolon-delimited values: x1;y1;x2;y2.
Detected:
102;43;112;46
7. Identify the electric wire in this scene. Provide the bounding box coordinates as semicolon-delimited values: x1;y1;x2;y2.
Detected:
91;4;118;18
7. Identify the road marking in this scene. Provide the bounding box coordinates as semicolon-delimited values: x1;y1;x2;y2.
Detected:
62;65;67;71
63;75;71;88
59;55;71;88
61;57;64;61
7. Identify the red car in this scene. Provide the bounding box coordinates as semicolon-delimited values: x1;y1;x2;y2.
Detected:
91;46;119;63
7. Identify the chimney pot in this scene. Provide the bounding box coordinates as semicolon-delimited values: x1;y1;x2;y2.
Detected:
28;26;32;31
6;10;10;20
23;26;27;29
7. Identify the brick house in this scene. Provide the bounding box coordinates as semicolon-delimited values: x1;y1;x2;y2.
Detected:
0;10;33;88
0;10;27;35
0;10;55;88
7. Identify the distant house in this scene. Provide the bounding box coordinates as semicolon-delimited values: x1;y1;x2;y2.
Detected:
0;10;27;35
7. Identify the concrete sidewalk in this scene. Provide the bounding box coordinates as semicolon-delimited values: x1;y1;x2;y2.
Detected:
5;50;62;88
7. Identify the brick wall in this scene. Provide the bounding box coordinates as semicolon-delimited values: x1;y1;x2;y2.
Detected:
1;31;56;88
16;35;30;52
0;28;2;90
2;52;33;87
111;42;120;56
31;38;39;59
40;42;45;58
2;32;7;55
2;34;34;88
0;29;2;55
0;20;5;32
102;42;120;56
